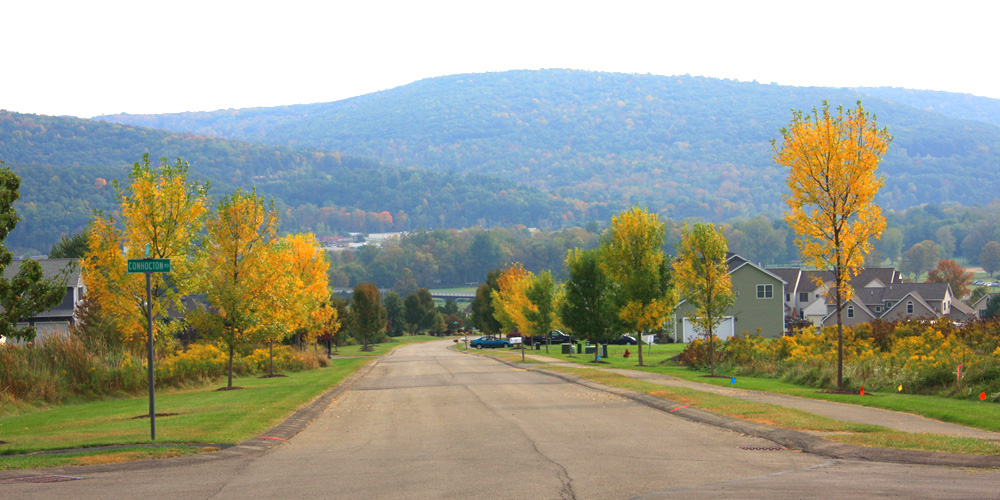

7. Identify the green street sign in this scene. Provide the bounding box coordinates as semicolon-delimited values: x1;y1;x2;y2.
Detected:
127;259;171;273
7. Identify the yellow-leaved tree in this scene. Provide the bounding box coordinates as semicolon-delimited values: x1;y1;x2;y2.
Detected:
82;154;208;351
673;223;734;376
269;233;332;370
193;188;279;389
773;101;891;391
491;263;533;358
600;206;674;367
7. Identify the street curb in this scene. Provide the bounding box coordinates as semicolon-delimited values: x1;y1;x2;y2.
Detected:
479;352;1000;469
0;358;380;480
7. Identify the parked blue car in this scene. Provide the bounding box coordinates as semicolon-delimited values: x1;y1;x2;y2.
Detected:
469;336;511;349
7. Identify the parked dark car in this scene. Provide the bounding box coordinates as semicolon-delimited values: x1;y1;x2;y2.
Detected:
608;334;638;345
531;330;573;346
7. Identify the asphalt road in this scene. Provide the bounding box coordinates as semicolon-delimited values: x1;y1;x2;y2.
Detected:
4;340;999;499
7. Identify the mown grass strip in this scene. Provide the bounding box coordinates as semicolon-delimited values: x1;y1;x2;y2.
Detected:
530;343;1000;433
543;365;1000;456
0;357;370;469
0;446;206;471
451;344;544;364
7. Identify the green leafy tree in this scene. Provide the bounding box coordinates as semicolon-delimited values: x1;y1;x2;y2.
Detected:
560;248;618;362
48;232;88;259
673;223;735;376
774;101;890;391
351;283;386;351
0;163;68;342
471;269;502;335
524;271;557;353
325;296;352;353
980;241;1000;277
439;298;460;317
984;295;1000;320
900;240;940;280
384;291;406;337
403;288;436;334
878;227;904;265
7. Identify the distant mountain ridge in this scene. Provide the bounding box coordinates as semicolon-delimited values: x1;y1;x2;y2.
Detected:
0;110;584;254
95;69;1000;220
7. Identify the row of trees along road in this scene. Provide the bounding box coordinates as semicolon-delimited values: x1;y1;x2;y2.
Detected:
472;101;890;394
82;155;335;389
482;206;678;366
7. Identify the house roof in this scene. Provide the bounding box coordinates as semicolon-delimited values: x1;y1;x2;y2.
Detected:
881;282;951;303
3;258;80;285
821;296;878;325
882;291;937;319
947;299;976;322
727;254;786;284
767;268;802;292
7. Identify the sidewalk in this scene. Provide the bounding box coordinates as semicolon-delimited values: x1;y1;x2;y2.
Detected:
519;352;1000;442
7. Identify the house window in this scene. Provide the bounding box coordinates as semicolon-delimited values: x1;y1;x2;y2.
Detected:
756;284;773;299
799;292;809;303
906;301;914;314
847;305;854;318
786;293;791;302
875;306;882;313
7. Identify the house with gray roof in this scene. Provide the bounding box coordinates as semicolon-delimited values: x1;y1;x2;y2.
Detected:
768;265;977;329
0;258;82;343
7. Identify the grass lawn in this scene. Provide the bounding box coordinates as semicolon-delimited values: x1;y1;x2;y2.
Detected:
543;366;1000;456
0;357;370;470
462;340;1000;436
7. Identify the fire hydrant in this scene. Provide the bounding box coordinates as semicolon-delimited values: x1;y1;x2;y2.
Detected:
623;348;630;358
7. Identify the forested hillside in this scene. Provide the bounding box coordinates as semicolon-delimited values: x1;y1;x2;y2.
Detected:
0;111;590;254
97;70;1000;219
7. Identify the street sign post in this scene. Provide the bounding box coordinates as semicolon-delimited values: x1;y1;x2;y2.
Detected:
127;257;171;441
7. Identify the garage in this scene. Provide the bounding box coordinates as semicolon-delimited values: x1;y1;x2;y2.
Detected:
681;316;735;343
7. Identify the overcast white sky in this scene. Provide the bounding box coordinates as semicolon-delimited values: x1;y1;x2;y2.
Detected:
3;1;998;118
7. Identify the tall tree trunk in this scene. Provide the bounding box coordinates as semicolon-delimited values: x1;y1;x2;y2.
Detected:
227;344;235;389
835;280;845;391
269;340;274;377
709;330;716;376
638;330;645;366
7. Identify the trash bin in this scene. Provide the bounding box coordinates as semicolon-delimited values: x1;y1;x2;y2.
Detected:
534;343;541;350
601;344;608;358
561;343;571;354
585;345;596;354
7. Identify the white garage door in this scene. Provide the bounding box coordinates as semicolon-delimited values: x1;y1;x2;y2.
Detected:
682;317;735;343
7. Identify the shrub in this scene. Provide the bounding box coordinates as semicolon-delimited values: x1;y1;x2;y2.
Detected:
688;318;1000;397
0;335;326;413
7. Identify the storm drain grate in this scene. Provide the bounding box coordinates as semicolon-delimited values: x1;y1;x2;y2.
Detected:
6;475;83;483
739;446;785;451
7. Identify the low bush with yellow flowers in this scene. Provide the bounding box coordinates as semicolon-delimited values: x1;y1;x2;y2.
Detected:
677;317;1000;400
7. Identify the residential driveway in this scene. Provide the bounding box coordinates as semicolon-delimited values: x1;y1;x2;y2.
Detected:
3;341;999;499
